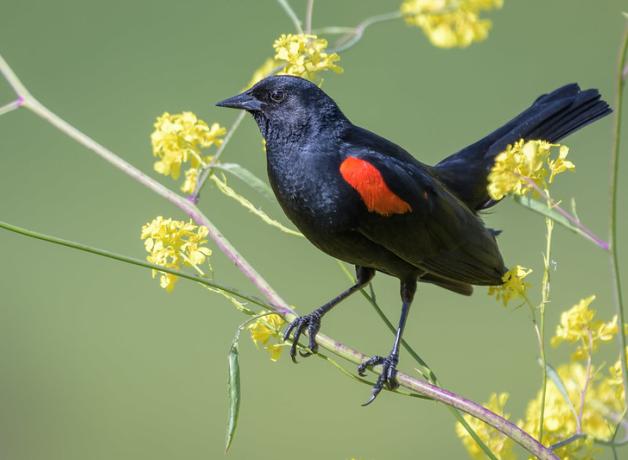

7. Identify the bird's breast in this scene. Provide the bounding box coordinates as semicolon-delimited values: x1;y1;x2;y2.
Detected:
266;149;360;236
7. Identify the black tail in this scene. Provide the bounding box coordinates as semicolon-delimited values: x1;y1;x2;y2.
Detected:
434;84;612;211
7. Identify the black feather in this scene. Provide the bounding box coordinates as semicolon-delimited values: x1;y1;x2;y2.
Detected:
434;84;611;211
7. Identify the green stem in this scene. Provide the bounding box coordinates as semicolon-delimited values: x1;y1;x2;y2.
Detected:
276;0;304;34
311;27;356;35
538;215;554;443
0;219;270;310
192;111;246;201
550;433;586;451
0;97;23;116
305;0;314;34
330;11;404;53
610;21;628;414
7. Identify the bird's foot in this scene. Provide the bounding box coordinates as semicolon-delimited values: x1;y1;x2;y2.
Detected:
358;352;399;406
282;311;322;362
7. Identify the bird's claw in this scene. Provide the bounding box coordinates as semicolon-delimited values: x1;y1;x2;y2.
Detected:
358;353;400;406
283;311;322;362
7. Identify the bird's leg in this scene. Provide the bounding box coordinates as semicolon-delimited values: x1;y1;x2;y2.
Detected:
358;277;417;406
284;266;375;362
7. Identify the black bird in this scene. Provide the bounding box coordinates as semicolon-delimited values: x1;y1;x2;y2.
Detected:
217;76;611;404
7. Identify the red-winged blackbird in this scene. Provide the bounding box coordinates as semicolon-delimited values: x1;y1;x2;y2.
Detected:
217;76;611;404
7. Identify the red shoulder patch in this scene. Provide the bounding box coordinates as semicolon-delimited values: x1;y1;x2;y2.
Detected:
340;156;412;216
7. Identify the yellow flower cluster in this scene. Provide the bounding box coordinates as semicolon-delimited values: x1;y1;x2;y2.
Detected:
141;216;212;292
273;34;343;81
455;393;516;460
458;298;625;460
151;112;226;194
551;295;619;360
488;265;532;307
519;363;624;459
458;363;625;460
401;0;503;48
487;139;574;200
248;313;286;361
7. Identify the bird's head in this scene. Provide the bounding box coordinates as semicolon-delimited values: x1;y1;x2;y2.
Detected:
216;75;346;142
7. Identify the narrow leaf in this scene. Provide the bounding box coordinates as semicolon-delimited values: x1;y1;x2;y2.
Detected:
225;339;241;452
210;174;303;237
215;163;274;202
544;361;578;421
514;195;606;249
204;285;257;316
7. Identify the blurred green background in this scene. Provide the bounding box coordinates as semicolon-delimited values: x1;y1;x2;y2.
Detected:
1;1;627;459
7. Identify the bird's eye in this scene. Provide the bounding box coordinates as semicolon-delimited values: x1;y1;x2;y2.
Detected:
270;90;285;103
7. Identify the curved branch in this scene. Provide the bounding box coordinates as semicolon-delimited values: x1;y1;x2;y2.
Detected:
0;53;557;460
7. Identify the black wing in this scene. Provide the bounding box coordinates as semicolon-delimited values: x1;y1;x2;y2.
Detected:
340;128;506;285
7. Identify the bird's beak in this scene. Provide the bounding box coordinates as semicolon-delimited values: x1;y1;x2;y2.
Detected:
216;91;263;111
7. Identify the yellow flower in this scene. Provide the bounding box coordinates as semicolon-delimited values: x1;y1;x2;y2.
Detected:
518;363;623;458
548;145;575;183
140;216;212;292
151;112;225;193
246;58;279;89
273;34;343;82
401;0;503;48
248;313;286;362
551;295;618;360
488;265;532;307
487;139;575;200
455;392;516;460
181;167;200;195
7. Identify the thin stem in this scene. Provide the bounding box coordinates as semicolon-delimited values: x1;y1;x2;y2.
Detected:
550;433;586;451
599;411;628;446
522;178;608;251
276;0;304;34
577;332;594;433
0;97;23;116
0;219;269;310
0;54;31;97
305;0;314;34
311;26;358;35
609;21;628;414
0;53;558;460
330;11;404;53
538;213;554;442
192;111;246;201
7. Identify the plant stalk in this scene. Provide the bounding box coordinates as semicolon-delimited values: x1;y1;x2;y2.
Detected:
609;22;628;414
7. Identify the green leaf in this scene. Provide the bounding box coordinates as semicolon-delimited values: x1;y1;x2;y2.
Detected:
514;195;607;250
210;174;303;237
215;163;274;202
225;338;241;452
544;361;578;421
